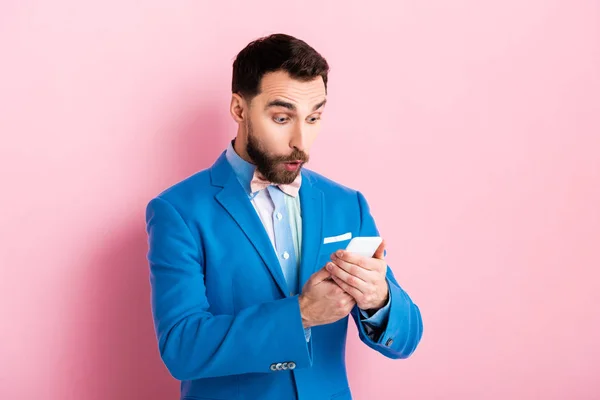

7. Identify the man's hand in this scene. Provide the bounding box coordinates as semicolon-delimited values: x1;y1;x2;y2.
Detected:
298;268;356;329
327;240;389;312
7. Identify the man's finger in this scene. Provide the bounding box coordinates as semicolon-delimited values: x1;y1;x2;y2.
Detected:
331;250;373;271
331;275;362;301
329;256;369;282
327;262;367;293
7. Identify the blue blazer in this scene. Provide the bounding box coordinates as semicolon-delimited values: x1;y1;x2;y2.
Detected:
145;151;423;400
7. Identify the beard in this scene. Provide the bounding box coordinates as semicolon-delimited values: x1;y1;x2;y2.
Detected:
246;119;309;185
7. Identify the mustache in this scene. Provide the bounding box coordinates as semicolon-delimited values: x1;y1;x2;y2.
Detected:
272;149;309;163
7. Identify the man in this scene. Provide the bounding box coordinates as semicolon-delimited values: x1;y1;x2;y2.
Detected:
145;33;423;400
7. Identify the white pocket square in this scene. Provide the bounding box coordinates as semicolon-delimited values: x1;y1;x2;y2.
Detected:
323;232;352;244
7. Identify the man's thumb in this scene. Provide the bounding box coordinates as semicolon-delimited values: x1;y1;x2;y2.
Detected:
373;239;386;260
311;266;331;284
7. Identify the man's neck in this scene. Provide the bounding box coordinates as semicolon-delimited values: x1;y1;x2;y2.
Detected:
232;136;254;164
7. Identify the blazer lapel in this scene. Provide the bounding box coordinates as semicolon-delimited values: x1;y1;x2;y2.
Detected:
211;152;289;297
298;171;324;290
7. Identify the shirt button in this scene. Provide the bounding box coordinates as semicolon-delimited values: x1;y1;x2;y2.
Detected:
282;251;290;260
275;212;282;220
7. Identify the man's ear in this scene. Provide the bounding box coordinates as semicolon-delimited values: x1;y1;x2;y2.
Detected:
230;93;246;123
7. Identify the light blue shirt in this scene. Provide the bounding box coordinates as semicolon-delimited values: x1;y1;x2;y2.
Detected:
225;141;390;340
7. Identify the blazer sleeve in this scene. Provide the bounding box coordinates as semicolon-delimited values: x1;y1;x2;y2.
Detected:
349;191;424;359
145;196;312;381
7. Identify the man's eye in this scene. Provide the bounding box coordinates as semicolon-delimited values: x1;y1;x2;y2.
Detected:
273;116;289;124
308;116;321;123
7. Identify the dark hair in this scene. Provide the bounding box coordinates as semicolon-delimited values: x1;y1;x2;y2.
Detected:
232;33;329;100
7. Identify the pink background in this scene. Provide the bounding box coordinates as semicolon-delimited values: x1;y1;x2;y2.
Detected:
1;1;599;399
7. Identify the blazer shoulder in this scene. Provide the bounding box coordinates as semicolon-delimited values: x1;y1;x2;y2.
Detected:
303;168;359;199
147;168;213;210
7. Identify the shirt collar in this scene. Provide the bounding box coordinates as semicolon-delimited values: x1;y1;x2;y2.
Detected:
225;139;256;195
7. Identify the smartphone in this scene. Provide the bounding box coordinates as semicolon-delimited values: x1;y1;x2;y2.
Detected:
344;236;383;258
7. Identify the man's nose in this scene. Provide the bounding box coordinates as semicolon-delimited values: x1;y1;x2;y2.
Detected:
290;123;307;152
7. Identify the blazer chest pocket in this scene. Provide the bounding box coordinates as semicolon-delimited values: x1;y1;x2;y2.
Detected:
318;236;352;266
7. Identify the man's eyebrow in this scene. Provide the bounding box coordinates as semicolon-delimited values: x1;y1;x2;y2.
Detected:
265;99;296;111
265;99;327;112
312;99;327;111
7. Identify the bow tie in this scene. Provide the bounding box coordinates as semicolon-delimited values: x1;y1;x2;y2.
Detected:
250;169;302;197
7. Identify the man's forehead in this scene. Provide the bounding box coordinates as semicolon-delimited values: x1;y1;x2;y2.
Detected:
258;71;326;104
